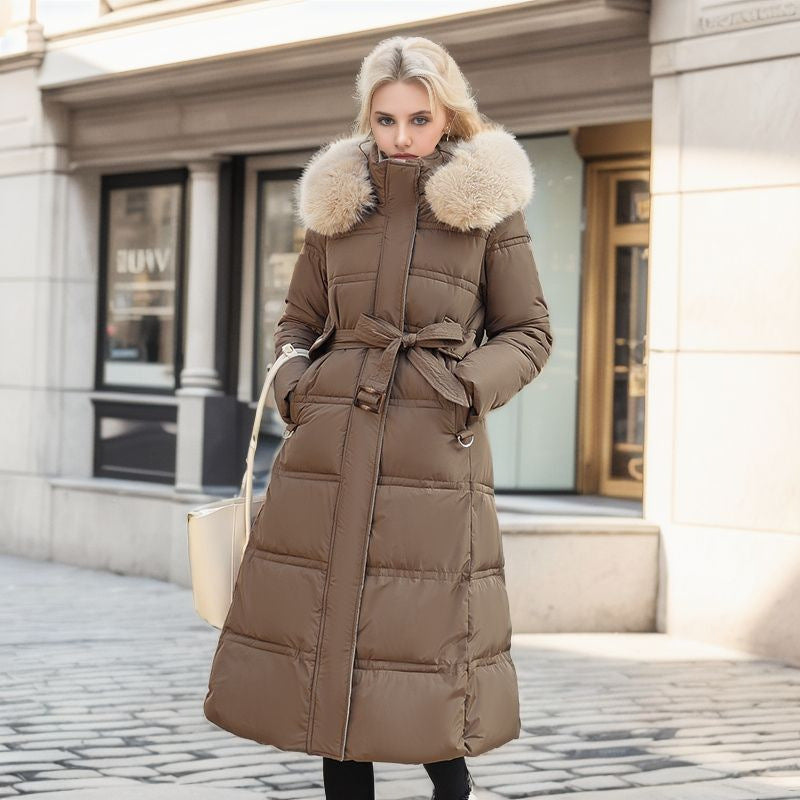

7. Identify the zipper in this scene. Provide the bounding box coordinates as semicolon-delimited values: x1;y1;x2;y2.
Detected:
337;169;421;758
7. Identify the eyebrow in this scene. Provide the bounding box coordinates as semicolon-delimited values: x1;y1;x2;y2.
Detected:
373;110;431;116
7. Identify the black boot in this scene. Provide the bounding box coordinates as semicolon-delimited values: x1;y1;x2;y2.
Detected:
431;768;476;800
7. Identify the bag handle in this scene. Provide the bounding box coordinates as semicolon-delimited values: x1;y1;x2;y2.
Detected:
240;342;310;544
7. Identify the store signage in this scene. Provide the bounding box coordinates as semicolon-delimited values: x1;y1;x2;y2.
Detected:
115;248;173;275
697;0;799;32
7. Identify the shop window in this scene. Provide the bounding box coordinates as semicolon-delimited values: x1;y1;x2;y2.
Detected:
493;133;583;492
93;400;177;484
252;169;303;401
96;169;188;393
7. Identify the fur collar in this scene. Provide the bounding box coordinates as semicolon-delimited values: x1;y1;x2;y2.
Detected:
294;125;535;236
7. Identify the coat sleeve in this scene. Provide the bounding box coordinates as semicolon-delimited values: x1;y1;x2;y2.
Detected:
271;228;329;424
453;210;553;420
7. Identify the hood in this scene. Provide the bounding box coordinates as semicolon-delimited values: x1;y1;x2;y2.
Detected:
293;124;535;237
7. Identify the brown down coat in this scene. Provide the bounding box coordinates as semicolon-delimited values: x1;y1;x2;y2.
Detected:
204;124;553;764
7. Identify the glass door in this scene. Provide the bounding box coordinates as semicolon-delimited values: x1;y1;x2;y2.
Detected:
605;175;650;494
581;162;651;499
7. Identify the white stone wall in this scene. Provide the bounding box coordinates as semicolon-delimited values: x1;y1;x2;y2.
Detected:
1;0;657;606
648;0;800;662
0;64;208;583
0;66;69;559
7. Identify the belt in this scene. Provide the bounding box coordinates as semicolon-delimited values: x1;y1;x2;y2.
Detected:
326;312;473;415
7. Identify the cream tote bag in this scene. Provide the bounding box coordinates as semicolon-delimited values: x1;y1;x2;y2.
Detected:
186;342;309;629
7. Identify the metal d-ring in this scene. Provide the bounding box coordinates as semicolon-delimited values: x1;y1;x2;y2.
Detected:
456;431;475;448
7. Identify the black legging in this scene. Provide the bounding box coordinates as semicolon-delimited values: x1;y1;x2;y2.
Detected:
322;755;470;800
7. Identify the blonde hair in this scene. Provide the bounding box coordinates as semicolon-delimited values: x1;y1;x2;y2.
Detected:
351;36;495;143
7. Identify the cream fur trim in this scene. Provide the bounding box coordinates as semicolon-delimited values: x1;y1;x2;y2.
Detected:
293;135;377;238
295;125;535;236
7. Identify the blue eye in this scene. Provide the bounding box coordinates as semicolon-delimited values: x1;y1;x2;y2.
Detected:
377;116;430;126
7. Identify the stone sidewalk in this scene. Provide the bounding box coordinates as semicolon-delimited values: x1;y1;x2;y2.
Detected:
2;553;800;799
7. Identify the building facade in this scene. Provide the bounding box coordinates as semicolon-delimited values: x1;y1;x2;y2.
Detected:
1;0;798;662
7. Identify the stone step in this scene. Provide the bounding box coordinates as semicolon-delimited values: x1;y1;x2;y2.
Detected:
497;513;660;634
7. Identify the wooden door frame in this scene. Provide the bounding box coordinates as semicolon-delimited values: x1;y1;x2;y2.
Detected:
578;156;651;498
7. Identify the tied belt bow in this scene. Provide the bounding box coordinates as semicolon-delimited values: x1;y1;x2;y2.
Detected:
327;312;473;415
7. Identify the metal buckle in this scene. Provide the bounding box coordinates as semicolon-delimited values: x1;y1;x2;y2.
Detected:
456;431;475;448
354;384;384;414
282;422;298;438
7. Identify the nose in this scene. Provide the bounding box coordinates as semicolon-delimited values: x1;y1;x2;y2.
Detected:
396;127;412;147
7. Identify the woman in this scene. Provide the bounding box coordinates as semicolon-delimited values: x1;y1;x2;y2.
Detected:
204;35;553;800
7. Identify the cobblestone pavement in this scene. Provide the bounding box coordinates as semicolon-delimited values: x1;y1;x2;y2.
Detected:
3;553;800;800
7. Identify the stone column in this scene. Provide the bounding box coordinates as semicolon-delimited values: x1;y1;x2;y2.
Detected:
176;157;237;494
179;158;225;393
648;0;800;661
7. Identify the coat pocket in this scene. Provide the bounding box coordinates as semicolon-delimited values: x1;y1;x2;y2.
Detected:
293;349;332;399
288;348;335;426
287;370;311;426
273;356;309;426
286;321;335;425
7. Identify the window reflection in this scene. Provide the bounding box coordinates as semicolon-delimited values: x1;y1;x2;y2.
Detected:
94;404;178;484
610;243;648;482
101;180;184;389
615;179;650;225
254;174;304;400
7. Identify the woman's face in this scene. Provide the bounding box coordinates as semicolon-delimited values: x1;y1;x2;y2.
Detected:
370;80;451;160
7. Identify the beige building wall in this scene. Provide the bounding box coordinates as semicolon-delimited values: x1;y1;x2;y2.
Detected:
0;0;654;603
647;0;800;662
4;0;799;659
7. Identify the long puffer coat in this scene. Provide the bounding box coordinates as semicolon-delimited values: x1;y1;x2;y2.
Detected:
204;124;553;764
